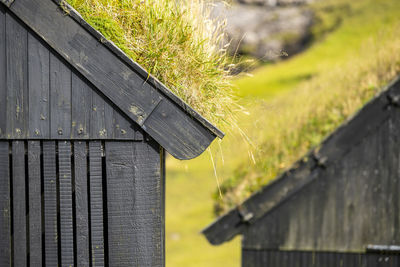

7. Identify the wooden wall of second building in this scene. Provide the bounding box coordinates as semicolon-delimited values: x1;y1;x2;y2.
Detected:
242;249;400;267
242;107;400;252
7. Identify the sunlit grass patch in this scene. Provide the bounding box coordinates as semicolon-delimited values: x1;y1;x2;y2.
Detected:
66;0;242;131
215;0;400;212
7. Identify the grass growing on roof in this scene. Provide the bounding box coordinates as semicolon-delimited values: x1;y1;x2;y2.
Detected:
213;0;400;213
65;0;241;130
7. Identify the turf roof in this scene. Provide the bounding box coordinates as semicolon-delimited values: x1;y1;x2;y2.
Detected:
65;0;239;131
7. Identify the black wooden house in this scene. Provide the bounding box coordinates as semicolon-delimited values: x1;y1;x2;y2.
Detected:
0;0;223;266
203;76;400;267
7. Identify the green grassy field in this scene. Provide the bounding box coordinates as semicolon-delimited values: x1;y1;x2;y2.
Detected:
236;0;400;100
166;0;400;266
166;155;240;267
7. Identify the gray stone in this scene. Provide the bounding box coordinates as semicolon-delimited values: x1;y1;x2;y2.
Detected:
238;0;315;6
212;2;314;61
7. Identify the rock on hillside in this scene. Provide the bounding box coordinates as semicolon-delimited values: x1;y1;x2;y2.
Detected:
238;0;315;6
213;1;314;61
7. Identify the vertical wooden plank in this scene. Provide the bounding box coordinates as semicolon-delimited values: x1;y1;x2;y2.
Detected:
301;251;308;267
358;254;365;267
0;142;11;266
104;100;115;139
330;252;337;267
361;254;369;267
28;141;42;266
242;250;255;267
71;73;91;139
0;8;6;138
387;114;400;248
12;141;26;267
133;140;163;266
161;148;166;265
112;110;144;140
50;53;71;139
74;141;90;267
313;252;329;267
257;250;263;267
6;14;28;139
112;110;135;140
106;141;162;266
262;250;269;267
289;251;298;267
268;250;276;267
242;249;246;267
393;255;399;267
105;141;134;266
43;141;58;266
329;252;335;267
58;141;74;267
266;250;273;267
28;33;50;138
91;92;113;139
353;254;358;267
89;141;104;267
281;251;290;267
287;251;294;267
275;250;282;267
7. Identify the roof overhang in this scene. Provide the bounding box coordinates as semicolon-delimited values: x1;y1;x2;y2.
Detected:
0;0;224;160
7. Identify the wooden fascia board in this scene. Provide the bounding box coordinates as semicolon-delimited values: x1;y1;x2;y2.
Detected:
202;75;400;245
53;0;224;140
1;0;224;159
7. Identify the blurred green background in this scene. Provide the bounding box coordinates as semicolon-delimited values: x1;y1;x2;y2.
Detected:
165;0;400;266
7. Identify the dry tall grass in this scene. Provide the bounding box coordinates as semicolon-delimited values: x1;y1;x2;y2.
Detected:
65;0;242;130
216;24;400;213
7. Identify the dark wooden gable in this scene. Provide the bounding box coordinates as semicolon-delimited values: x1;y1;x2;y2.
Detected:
203;76;400;251
0;0;224;159
243;111;400;252
0;7;143;140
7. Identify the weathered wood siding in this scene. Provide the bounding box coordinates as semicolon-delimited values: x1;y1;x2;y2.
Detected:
0;8;143;141
106;141;164;266
1;0;223;160
242;249;400;267
243;108;400;252
0;140;164;266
